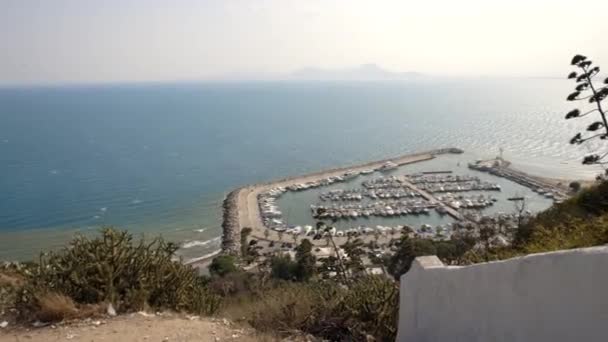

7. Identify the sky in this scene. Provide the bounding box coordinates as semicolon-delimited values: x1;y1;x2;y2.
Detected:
1;0;608;85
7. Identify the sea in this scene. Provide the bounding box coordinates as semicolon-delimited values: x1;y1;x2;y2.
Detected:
0;78;603;261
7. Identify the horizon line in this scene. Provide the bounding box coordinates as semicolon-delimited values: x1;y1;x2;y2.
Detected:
0;75;574;89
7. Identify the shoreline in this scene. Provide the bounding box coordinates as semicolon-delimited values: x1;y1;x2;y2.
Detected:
218;148;464;257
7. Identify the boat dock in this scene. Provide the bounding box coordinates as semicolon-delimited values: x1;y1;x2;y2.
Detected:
398;176;465;221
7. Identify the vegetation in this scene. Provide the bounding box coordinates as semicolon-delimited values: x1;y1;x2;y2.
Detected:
219;275;398;341
3;228;221;323
209;254;239;277
565;54;608;175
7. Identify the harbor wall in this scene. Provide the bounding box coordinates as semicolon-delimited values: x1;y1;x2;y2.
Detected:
220;188;242;255
397;246;608;342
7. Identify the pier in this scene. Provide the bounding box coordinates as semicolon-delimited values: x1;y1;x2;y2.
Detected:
398;176;465;221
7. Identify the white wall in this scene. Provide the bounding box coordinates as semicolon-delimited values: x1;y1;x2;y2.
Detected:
397;246;608;342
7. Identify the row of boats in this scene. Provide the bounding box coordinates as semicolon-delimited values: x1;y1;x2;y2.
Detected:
436;193;498;210
319;188;422;201
416;180;501;193
312;200;436;219
263;223;454;241
285;161;400;192
408;174;480;184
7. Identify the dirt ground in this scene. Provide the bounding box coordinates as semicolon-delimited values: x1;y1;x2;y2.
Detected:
0;313;280;342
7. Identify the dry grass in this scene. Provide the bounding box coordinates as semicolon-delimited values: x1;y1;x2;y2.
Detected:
34;292;79;322
0;272;24;287
22;292;105;323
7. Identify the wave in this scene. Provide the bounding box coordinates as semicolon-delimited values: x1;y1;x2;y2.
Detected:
194;228;206;233
183;249;222;264
180;236;220;249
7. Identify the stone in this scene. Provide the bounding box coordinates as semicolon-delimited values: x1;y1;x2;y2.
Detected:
0;321;8;328
107;303;117;316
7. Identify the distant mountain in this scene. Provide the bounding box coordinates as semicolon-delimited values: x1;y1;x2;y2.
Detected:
290;64;423;81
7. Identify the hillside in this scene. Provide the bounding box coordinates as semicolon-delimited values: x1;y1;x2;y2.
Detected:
1;181;607;341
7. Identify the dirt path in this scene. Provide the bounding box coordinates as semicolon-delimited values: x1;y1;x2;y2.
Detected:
0;314;275;342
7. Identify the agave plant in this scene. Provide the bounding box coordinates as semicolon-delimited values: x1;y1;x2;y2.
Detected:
565;54;608;174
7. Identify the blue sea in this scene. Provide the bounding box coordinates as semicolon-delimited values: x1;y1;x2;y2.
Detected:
0;79;601;261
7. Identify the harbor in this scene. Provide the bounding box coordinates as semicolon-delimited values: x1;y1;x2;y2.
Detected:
218;148;568;258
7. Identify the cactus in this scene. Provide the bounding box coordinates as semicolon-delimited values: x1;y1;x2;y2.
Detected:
15;227;221;320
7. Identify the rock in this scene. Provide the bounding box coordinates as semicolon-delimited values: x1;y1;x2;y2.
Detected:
221;318;230;326
187;315;199;321
162;337;169;342
30;323;40;329
107;303;117;316
0;321;8;328
66;333;76;340
138;311;154;317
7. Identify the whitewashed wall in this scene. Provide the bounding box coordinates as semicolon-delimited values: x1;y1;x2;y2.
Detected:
397;246;608;342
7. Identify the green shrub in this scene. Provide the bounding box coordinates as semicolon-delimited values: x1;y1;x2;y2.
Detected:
16;228;220;321
237;276;398;341
270;254;297;281
209;255;239;277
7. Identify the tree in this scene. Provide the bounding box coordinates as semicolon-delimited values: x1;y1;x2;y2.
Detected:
317;222;349;285
270;254;297;280
565;55;608;175
387;236;437;280
295;239;316;281
209;255;238;277
341;238;366;276
569;181;582;193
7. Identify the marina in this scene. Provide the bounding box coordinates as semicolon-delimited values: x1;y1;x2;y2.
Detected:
220;149;565;256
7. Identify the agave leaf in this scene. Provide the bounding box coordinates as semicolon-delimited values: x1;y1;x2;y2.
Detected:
569;133;582;144
582;154;600;165
587;121;604;131
565;109;580;119
571;54;587;65
567;91;580;101
576;74;588;82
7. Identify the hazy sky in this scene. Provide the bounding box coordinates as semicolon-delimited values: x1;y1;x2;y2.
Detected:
2;0;607;84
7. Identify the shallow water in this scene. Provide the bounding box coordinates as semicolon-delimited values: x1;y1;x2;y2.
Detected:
0;79;601;261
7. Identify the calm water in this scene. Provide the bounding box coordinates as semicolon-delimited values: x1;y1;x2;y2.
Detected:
0;79;601;260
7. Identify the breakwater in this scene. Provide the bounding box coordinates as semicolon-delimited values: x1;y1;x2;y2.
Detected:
220;188;242;256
